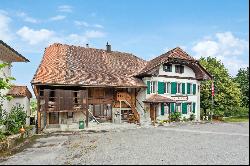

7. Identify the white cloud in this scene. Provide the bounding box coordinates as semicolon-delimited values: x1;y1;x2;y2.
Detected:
17;12;39;23
0;12;13;42
93;24;104;28
17;26;55;45
50;15;66;21
58;5;73;13
192;31;249;76
67;34;87;44
16;26;106;48
85;30;106;38
74;20;104;29
74;20;89;27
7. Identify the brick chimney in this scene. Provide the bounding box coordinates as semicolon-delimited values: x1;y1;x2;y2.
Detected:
106;42;111;53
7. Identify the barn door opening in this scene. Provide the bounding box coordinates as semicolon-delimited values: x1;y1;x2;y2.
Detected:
49;112;59;124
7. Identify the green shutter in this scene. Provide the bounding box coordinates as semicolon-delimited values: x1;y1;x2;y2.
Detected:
193;84;196;95
171;82;177;94
170;103;175;113
182;83;185;94
161;103;164;115
158;82;165;94
187;83;191;94
182;103;187;114
193;102;196;113
147;81;150;94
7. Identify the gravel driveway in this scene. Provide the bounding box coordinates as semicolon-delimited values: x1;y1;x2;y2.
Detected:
1;122;249;165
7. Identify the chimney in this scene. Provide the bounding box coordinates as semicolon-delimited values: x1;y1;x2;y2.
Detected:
86;43;89;48
106;42;111;53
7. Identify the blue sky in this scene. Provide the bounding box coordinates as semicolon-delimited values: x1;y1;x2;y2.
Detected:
0;0;249;94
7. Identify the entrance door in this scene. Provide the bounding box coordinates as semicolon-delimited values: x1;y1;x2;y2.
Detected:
49;112;59;124
150;104;156;121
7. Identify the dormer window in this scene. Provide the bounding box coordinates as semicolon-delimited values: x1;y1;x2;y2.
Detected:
163;64;172;72
175;65;184;74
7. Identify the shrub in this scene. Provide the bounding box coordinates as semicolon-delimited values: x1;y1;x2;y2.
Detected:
189;113;196;121
170;112;181;122
0;131;6;141
4;104;26;134
182;116;188;122
224;107;249;117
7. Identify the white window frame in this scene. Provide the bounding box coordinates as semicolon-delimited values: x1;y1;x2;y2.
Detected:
176;103;182;113
177;82;182;94
164;104;170;114
187;103;192;114
164;64;172;72
150;81;157;94
164;82;171;94
190;83;193;94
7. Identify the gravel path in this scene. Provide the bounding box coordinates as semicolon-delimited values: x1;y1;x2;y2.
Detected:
1;122;249;165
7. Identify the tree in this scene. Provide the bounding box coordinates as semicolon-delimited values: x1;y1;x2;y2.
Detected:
199;57;242;117
234;67;249;108
30;98;37;116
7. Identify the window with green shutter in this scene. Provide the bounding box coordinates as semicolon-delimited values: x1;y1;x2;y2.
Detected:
171;82;177;94
147;81;150;94
182;83;185;94
182;103;187;114
161;103;165;115
187;83;191;94
158;82;165;94
170;103;175;113
193;84;196;95
193;102;196;113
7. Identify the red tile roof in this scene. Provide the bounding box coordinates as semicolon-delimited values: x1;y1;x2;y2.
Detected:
31;43;148;87
7;86;32;98
137;47;212;80
0;40;29;62
143;94;176;103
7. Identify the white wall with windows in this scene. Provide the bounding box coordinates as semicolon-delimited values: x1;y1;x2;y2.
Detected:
141;74;201;121
159;63;196;78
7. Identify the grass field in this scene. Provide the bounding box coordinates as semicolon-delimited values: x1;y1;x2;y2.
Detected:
222;117;249;122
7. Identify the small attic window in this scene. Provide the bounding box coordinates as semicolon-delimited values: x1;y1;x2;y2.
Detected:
175;65;184;74
163;63;172;72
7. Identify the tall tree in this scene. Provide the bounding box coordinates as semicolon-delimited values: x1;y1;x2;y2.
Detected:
199;57;242;117
234;67;249;108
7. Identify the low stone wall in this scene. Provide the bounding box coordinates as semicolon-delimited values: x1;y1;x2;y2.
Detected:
0;125;36;152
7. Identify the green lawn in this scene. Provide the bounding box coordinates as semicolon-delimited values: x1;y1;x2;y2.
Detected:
222;117;249;122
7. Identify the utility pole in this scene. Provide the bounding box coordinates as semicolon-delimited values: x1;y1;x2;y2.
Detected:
211;76;214;123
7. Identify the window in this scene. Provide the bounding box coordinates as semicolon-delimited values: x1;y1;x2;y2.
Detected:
164;82;171;94
175;65;184;74
177;83;182;94
67;112;74;118
163;64;172;72
150;81;157;93
164;104;170;114
187;103;192;113
176;103;182;113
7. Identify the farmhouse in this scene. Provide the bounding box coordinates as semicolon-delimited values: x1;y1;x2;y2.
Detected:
31;43;211;132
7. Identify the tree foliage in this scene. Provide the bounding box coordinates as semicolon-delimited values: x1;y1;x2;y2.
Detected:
199;57;242;117
234;67;249;108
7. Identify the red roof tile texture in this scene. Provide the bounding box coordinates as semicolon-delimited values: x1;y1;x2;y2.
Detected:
7;86;32;98
143;94;176;103
31;43;148;87
138;47;196;75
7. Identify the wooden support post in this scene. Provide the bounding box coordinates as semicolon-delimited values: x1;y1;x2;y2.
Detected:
86;108;89;128
120;100;122;123
37;111;41;133
154;104;156;126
